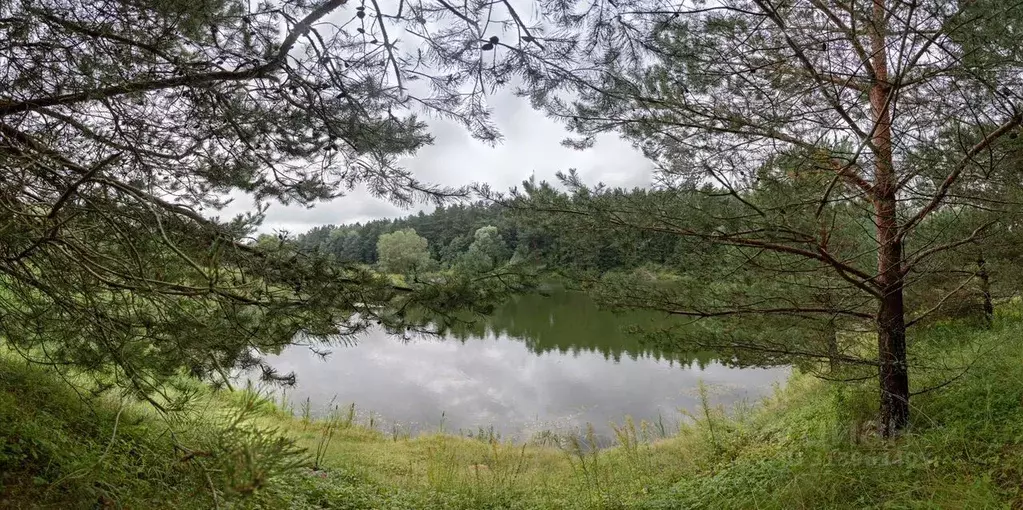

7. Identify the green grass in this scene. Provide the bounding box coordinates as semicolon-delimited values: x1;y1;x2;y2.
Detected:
5;306;1023;508
0;359;211;508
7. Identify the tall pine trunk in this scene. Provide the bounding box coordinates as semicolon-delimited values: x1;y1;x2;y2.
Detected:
875;229;909;436
871;0;910;437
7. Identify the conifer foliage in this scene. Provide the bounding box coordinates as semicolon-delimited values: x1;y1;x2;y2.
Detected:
0;0;523;396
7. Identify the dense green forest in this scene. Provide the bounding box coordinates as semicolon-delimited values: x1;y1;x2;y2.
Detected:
289;190;688;274
291;180;1023;329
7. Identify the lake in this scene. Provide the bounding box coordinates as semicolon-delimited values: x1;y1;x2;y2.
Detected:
251;291;789;441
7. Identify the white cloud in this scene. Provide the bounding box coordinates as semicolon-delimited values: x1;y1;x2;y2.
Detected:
224;89;654;234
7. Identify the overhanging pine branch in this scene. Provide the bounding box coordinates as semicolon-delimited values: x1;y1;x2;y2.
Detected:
0;0;349;117
900;112;1023;237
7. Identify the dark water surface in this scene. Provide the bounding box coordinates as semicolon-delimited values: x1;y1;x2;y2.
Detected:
253;292;788;440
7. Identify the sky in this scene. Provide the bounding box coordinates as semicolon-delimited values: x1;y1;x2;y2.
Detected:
226;88;654;234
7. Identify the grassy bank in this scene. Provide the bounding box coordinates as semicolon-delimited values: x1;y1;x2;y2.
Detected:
4;307;1023;508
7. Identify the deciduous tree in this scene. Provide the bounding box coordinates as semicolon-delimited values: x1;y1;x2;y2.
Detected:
376;228;432;274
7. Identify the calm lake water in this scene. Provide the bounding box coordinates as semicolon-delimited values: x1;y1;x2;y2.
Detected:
252;292;788;441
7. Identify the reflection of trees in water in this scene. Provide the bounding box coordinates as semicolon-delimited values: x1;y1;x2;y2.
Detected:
419;292;719;369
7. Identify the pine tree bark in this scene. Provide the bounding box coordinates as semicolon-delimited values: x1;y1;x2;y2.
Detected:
978;257;994;327
871;0;910;437
876;247;909;437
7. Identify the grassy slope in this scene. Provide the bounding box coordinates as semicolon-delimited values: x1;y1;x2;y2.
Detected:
0;360;212;509
4;307;1023;509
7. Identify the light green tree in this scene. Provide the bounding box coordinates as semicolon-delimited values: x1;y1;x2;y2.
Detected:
376;229;432;274
459;226;508;273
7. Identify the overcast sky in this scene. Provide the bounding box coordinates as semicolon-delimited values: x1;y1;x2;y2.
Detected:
226;88;654;234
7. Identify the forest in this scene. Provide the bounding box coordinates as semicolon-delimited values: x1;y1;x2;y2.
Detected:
289;190;682;274
4;0;1023;508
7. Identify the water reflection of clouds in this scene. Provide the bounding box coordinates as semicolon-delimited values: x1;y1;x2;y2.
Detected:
255;327;789;440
